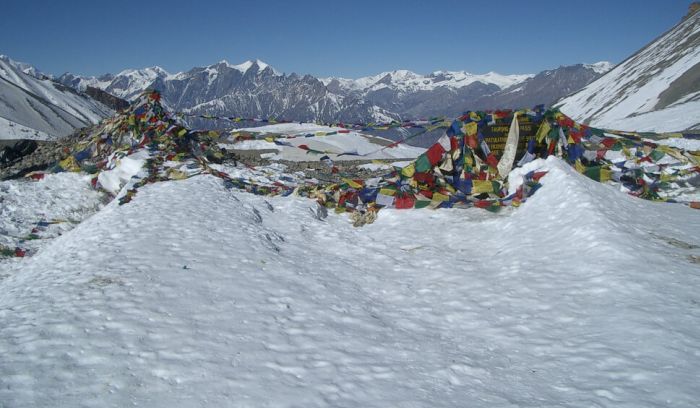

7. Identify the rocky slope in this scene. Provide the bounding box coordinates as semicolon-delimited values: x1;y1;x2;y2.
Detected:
473;63;611;110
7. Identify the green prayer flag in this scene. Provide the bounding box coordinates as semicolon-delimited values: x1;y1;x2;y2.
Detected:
415;154;432;173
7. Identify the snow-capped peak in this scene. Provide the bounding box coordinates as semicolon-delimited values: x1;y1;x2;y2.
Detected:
116;66;170;78
0;54;50;79
583;61;614;74
324;69;533;94
230;60;254;73
229;59;278;75
254;59;270;71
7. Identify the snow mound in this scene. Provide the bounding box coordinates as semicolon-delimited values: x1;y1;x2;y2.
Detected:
1;158;699;406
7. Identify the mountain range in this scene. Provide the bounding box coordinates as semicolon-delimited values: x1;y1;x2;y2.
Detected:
1;55;612;141
56;60;610;126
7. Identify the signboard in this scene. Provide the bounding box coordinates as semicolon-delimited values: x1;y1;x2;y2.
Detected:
480;115;543;160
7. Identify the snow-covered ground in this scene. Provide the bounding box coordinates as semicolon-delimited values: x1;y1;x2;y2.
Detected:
655;136;700;150
227;123;426;161
1;157;699;407
0;173;104;259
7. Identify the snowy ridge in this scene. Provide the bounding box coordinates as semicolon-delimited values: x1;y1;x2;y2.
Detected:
1;157;699;406
0;54;54;79
58;59;385;123
324;69;533;94
57;59;607;124
583;61;614;74
106;66;172;101
0;54;51;79
556;12;700;132
67;60;282;102
0;57;113;140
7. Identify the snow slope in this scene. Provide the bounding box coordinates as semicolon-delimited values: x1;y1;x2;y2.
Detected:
1;157;699;407
556;11;700;132
229;123;426;161
0;56;112;140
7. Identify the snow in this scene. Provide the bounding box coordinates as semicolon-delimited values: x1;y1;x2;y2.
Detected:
0;116;51;140
655;136;700;150
0;57;112;140
583;61;614;74
108;67;171;101
0;173;103;260
236;123;345;135
97;150;150;194
1;156;699;406
593;99;700;133
0;54;50;79
357;162;393;171
324;70;533;94
230;123;425;161
227;59;278;75
231;60;254;73
221;139;281;151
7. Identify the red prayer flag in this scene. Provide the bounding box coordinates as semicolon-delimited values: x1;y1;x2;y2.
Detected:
486;154;499;169
395;195;416;209
474;200;492;208
532;171;548;182
426;143;446;165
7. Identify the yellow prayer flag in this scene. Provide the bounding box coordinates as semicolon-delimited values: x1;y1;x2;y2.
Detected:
432;192;449;202
342;178;363;189
463;122;478;137
472;180;494;194
536;121;551;143
59;156;81;172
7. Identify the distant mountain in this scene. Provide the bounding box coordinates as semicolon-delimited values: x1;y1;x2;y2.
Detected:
322;70;533;118
56;59;610;127
0;55;112;140
323;69;531;95
473;63;611;110
59;60;395;124
556;7;700;132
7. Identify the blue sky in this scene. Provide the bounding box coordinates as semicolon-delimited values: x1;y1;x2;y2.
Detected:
0;0;692;78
